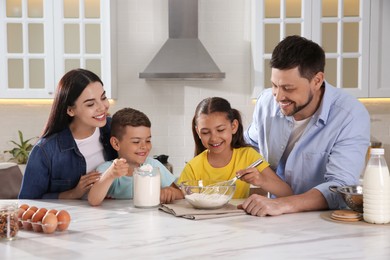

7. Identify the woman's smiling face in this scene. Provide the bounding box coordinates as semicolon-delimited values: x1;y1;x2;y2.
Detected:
67;81;109;130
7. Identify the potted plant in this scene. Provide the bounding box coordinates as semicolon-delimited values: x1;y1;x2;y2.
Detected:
4;130;36;174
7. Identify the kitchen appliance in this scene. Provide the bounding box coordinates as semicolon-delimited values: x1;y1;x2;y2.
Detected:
139;0;225;80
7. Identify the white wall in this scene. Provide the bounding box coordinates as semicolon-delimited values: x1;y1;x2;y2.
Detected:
1;0;389;175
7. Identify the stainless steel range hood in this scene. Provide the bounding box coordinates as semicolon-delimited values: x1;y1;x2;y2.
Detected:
139;0;225;80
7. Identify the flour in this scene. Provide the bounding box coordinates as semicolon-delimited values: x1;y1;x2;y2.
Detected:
185;193;231;209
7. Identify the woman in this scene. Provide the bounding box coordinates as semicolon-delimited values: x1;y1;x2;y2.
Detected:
18;69;117;199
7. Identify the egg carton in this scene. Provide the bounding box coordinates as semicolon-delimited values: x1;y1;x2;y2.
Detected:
19;218;71;233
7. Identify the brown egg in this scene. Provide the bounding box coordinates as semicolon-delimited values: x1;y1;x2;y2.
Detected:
31;210;46;232
47;209;58;215
37;208;48;214
42;213;58;234
22;209;35;230
17;208;26;228
56;210;71;231
27;206;38;212
19;204;30;211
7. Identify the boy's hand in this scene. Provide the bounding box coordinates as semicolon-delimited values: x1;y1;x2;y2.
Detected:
110;158;129;178
160;185;184;204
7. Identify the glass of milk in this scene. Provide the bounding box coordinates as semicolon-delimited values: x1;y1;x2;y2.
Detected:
133;165;161;208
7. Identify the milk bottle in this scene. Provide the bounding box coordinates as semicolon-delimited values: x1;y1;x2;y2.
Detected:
133;165;161;208
363;148;390;224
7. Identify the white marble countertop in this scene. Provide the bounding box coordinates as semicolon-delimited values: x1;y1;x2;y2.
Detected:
1;199;389;259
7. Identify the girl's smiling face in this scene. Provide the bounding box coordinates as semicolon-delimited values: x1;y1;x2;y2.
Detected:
195;112;238;156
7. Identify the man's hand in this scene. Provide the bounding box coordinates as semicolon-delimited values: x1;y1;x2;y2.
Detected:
238;194;286;216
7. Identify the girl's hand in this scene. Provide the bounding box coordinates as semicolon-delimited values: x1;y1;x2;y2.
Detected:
236;167;262;187
110;158;129;178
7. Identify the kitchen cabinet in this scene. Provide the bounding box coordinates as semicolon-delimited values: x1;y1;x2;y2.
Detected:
0;0;113;99
368;0;390;97
251;0;388;98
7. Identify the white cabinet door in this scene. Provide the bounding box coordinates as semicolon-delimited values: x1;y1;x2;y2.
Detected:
0;0;112;99
369;0;390;97
0;0;55;98
251;0;371;98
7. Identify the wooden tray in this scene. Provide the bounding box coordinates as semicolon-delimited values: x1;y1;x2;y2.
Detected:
320;211;390;226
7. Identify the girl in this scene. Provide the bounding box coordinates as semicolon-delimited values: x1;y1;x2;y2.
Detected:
178;97;292;199
18;69;117;199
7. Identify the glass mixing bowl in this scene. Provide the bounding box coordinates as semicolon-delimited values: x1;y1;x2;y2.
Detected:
179;180;236;209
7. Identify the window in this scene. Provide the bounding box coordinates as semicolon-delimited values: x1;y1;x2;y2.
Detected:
251;0;370;97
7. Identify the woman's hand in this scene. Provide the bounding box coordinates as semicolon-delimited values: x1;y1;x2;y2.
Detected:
59;171;100;199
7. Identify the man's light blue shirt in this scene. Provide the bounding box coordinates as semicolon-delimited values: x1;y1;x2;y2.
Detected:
245;82;370;209
96;157;176;199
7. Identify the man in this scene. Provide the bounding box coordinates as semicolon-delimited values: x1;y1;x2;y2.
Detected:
241;35;370;216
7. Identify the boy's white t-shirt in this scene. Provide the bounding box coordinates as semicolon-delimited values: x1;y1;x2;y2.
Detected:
75;127;105;173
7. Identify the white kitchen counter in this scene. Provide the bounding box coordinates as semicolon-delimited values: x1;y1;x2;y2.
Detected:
1;199;389;259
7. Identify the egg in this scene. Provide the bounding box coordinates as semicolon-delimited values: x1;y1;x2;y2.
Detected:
47;209;58;215
27;206;38;212
22;209;35;230
19;204;30;211
42;213;58;234
56;210;71;231
31;210;46;232
17;208;26;228
37;208;48;214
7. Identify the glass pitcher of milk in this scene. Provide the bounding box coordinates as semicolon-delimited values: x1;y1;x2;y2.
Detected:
133;165;161;208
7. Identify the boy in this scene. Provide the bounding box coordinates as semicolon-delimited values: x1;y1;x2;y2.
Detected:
88;108;183;206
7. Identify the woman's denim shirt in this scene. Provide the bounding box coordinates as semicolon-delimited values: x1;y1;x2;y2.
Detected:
18;118;117;199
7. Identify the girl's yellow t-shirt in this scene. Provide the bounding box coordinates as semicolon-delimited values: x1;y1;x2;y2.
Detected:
177;147;269;199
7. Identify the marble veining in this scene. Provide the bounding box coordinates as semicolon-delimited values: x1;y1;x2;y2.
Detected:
1;199;389;259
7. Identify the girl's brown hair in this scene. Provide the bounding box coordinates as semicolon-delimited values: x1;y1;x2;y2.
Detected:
192;97;249;156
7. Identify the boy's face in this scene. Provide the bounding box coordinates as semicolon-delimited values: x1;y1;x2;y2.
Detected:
111;125;152;167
